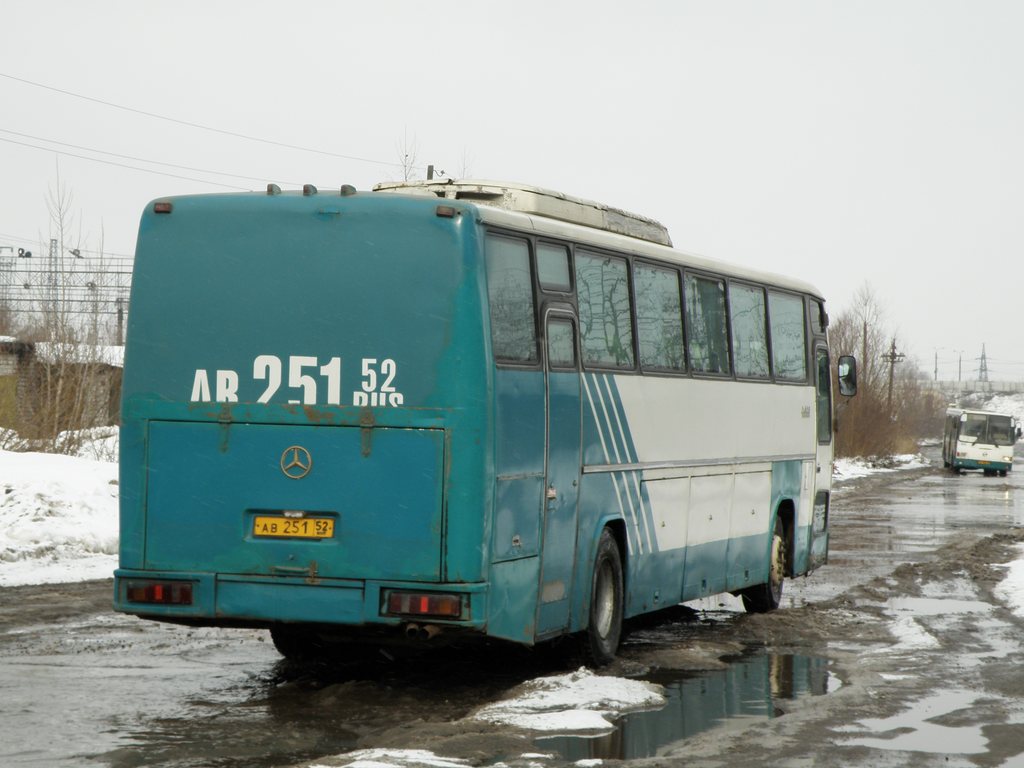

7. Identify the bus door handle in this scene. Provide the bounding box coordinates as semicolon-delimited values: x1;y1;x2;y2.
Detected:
546;486;558;501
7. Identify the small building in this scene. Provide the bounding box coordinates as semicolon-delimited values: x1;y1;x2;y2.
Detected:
0;338;123;438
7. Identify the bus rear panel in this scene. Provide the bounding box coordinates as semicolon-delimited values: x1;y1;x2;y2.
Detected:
115;190;492;642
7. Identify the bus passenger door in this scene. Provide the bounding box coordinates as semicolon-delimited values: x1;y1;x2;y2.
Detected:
536;312;582;637
810;344;833;568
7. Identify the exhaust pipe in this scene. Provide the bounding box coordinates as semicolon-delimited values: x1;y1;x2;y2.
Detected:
403;623;443;641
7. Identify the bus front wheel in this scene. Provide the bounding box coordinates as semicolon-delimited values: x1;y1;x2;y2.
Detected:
582;528;624;666
741;516;786;614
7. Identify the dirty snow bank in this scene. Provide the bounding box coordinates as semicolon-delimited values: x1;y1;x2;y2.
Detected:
0;434;119;587
473;667;665;732
313;669;665;768
833;453;929;481
996;543;1024;619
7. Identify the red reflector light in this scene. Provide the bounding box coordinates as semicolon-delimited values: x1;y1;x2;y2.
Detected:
153;201;173;214
125;581;193;605
385;591;463;618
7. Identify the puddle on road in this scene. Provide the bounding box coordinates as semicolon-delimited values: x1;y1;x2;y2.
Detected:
836;689;988;755
535;651;836;760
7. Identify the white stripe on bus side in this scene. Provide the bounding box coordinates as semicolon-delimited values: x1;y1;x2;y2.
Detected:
581;371;640;555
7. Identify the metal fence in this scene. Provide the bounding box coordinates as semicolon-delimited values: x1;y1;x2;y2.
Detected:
922;380;1024;395
0;241;131;344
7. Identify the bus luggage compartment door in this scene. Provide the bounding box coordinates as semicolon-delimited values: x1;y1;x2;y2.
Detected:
143;421;444;582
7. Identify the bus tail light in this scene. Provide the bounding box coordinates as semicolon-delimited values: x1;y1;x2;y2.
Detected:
125;580;194;605
384;591;463;619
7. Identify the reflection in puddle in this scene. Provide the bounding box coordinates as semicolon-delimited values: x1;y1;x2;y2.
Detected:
536;652;835;760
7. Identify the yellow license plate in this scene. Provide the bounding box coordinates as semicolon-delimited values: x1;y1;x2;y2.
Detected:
253;515;334;539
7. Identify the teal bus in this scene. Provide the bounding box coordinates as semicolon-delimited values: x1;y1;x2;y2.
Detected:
113;180;856;663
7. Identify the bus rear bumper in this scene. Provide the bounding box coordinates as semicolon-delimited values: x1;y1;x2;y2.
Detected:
113;569;488;632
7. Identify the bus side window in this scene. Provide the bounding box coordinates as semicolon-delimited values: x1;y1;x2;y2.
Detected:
575;250;635;369
635;263;685;372
685;273;730;375
537;243;571;292
547;318;577;369
485;235;538;363
729;283;769;379
769;291;808;381
816;347;832;443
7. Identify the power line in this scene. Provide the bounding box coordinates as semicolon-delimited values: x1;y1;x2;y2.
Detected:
0;127;306;187
0;134;249;190
0;233;132;259
0;71;409;170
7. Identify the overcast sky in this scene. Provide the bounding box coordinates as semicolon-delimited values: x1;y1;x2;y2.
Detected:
2;1;1022;380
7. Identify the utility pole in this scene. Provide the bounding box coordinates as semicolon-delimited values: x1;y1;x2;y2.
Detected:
862;320;869;390
116;297;124;347
47;237;59;335
978;343;989;383
882;337;905;415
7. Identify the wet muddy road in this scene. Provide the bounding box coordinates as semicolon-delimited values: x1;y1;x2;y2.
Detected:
4;448;1024;767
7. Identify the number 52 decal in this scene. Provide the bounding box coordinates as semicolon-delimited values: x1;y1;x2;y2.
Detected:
189;356;403;406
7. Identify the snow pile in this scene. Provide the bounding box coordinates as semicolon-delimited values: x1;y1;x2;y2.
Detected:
995;543;1024;619
968;393;1024;419
473;667;665;732
0;440;119;587
311;750;470;768
315;671;663;768
833;453;929;480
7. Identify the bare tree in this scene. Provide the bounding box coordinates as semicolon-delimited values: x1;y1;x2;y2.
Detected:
13;182;115;453
396;129;419;181
830;283;928;457
458;146;474;179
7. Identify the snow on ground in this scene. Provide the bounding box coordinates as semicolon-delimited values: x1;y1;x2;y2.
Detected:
833;453;930;481
4;410;1024;768
995;543;1024;619
0;430;119;587
976;392;1024;419
472;667;665;732
311;670;665;768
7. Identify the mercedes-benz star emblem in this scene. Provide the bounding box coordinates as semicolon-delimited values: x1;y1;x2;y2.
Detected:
280;446;313;479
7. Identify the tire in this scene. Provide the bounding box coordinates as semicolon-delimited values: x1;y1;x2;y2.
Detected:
270;626;332;660
741;516;786;614
582;528;624;666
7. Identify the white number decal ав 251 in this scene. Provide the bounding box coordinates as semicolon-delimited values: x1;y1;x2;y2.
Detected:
190;355;399;407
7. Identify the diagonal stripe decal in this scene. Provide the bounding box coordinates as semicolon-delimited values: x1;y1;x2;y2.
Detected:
582;372;659;555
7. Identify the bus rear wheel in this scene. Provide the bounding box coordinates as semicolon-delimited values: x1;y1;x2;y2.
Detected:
741;517;785;614
270;625;330;660
582;528;624;666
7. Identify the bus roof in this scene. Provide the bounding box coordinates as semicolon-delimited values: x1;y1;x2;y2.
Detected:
373;179;824;299
373;178;673;246
946;407;1017;418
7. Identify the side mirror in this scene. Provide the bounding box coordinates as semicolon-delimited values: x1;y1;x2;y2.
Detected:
838;355;857;397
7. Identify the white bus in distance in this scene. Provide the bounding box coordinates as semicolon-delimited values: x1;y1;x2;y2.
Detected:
942;407;1021;476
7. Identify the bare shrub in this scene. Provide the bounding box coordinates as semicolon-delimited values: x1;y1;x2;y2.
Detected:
830;284;928;458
